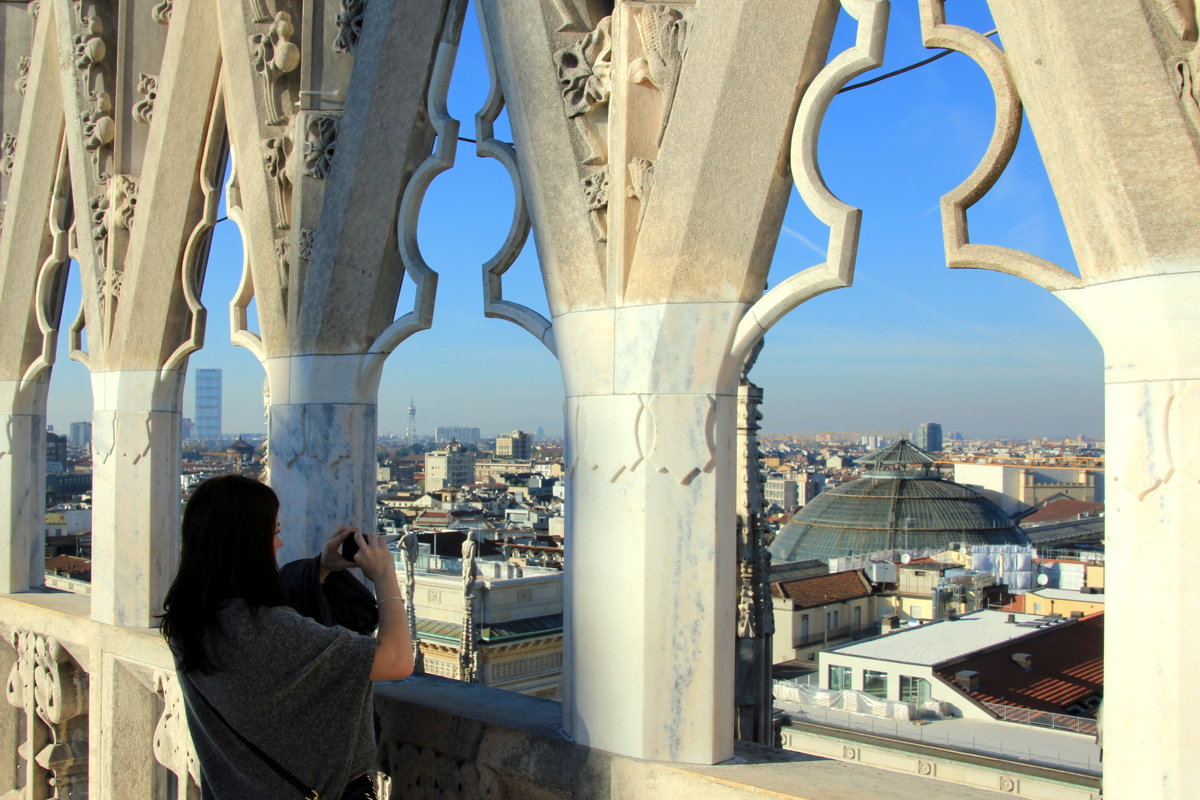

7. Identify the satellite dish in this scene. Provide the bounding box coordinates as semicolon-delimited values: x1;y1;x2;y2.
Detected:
901;553;912;564
1036;573;1049;586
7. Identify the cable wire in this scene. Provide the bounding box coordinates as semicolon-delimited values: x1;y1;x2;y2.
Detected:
839;29;1000;93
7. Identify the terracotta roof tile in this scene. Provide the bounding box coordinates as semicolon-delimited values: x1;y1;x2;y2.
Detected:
45;555;91;575
935;612;1103;716
1020;498;1104;525
771;570;871;608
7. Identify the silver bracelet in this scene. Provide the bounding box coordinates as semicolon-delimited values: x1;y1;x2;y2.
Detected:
378;595;405;605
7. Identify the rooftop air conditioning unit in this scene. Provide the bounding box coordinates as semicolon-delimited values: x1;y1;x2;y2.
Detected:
1011;653;1033;670
956;670;981;692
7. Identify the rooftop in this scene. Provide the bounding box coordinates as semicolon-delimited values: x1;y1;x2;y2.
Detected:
1029;587;1104;603
1019;498;1104;525
936;613;1103;715
826;610;1070;666
771;570;872;608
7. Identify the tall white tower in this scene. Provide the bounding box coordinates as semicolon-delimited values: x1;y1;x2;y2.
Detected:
406;396;416;444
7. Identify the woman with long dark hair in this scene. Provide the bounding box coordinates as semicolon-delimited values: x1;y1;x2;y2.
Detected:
161;474;412;799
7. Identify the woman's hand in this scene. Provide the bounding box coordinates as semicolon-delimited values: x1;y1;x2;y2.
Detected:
353;531;399;588
318;525;358;582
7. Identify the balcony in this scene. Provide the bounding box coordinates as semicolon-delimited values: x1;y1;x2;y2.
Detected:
0;591;1049;799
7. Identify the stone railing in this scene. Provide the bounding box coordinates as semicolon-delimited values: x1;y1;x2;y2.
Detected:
0;591;1022;800
0;592;197;799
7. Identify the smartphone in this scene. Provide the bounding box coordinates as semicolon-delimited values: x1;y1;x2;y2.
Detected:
340;533;360;561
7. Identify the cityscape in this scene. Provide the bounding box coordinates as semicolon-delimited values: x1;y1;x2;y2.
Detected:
3;1;1188;798
40;368;1106;793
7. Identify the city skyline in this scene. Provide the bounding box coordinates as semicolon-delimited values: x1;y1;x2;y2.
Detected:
43;3;1102;440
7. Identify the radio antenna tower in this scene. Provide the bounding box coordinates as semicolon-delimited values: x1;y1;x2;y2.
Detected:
406;396;417;445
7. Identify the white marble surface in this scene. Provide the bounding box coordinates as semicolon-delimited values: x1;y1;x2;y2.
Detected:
0;378;48;593
89;370;185;627
262;355;381;565
268;401;378;566
1054;271;1200;797
565;391;736;763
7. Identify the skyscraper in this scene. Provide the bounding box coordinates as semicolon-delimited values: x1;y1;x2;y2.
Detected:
435;426;480;444
917;421;943;453
69;421;92;450
195;369;222;440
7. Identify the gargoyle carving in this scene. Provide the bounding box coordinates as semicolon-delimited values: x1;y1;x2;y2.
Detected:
151;0;173;24
581;166;609;241
302;114;340;179
334;0;367;54
627;157;655;229
132;73;158;124
15;56;29;96
555;16;611;167
263;135;293;229
1;135;15;177
250;12;301;126
631;5;687;147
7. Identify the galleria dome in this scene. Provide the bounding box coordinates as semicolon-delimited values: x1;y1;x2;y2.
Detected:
769;439;1027;564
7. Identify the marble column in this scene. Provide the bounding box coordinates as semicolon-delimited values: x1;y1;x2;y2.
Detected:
924;2;1200;793
476;0;866;765
89;370;184;627
0;378;48;593
1055;274;1200;797
558;304;744;763
264;356;380;566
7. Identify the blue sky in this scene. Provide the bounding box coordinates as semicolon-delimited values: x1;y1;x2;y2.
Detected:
46;1;1102;441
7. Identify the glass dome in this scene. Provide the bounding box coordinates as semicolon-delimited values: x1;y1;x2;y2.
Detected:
769;440;1027;563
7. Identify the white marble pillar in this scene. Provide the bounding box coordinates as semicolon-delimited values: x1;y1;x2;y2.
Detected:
0;378;49;593
558;304;742;764
263;355;379;565
89;370;185;627
1055;271;1200;797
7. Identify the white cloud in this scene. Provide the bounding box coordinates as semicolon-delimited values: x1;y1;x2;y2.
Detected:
781;225;828;257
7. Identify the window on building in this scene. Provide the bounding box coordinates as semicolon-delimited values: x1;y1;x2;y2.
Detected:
863;669;888;699
853;605;862;628
800;614;809;643
829;664;852;691
900;675;931;705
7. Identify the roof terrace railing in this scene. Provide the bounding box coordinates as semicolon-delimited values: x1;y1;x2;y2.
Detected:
983;701;1098;737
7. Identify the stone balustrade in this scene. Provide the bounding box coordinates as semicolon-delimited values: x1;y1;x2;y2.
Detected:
0;590;1040;800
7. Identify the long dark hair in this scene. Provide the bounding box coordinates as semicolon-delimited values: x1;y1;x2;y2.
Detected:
161;474;287;673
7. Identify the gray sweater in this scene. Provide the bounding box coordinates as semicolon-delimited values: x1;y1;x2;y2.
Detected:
179;600;377;799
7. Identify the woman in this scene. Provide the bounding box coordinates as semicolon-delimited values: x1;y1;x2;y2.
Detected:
161;474;413;799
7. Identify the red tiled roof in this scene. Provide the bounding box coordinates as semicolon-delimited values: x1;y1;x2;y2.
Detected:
45;555;91;575
771;570;871;608
935;612;1103;716
1021;498;1104;525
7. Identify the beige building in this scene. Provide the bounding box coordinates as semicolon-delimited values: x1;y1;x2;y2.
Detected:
496;429;533;460
401;553;564;699
771;570;876;665
952;463;1101;516
474;459;534;483
425;441;476;491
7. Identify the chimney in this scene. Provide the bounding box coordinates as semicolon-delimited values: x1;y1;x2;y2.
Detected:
1012;653;1033;671
948;608;959;621
956;670;981;692
1006;613;1016;624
